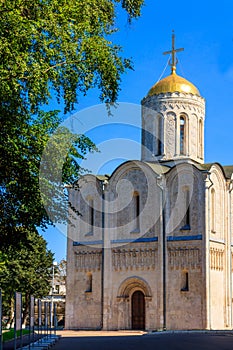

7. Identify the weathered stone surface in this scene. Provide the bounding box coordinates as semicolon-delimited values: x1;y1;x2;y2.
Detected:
65;77;233;332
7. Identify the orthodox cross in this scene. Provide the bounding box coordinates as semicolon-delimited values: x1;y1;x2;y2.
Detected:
163;31;184;73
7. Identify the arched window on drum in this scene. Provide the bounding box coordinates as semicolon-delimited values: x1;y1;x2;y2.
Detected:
180;116;186;155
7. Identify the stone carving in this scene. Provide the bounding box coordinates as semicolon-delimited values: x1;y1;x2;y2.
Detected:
166;113;176;158
210;248;224;271
190;115;197;156
168;247;201;270
112;248;157;270
75;250;102;271
142;95;205;116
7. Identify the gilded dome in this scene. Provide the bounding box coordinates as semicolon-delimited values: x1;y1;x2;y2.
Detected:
148;72;200;97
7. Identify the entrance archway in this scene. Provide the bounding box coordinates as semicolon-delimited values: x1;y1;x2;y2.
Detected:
117;277;152;330
131;290;145;330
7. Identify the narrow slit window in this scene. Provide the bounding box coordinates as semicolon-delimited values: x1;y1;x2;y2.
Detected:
133;192;140;231
89;199;94;227
180;116;186;155
136;195;140;219
185;189;190;228
85;198;94;236
181;188;190;230
86;273;92;293
157;116;162;155
135;193;140;229
181;271;189;292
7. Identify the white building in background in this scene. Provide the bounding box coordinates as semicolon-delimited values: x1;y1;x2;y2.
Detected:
65;35;233;331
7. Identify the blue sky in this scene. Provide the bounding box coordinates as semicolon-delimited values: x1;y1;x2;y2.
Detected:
41;0;233;262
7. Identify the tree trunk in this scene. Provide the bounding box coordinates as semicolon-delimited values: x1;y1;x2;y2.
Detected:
6;298;14;328
22;294;29;327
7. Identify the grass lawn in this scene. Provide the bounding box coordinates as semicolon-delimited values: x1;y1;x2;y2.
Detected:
3;329;30;342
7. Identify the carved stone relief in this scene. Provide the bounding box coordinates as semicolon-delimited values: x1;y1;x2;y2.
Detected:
168;247;201;270
165;112;176;158
75;250;102;271
210;248;224;271
112;248;157;270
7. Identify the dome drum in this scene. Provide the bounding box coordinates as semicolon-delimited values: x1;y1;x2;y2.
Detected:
141;72;205;165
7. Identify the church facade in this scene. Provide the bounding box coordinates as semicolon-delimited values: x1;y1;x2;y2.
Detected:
65;37;233;331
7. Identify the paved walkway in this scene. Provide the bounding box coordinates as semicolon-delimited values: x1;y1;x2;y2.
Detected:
4;330;233;350
55;330;145;337
50;331;146;350
3;334;44;350
51;330;233;350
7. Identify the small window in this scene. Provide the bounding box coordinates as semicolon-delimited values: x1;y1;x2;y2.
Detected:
89;199;94;227
184;189;190;228
86;273;92;293
85;198;94;236
181;188;190;230
157;115;162;155
181;271;189;292
132;192;140;232
180;116;186;155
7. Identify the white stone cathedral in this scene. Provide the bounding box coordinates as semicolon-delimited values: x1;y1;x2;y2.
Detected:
65;35;233;331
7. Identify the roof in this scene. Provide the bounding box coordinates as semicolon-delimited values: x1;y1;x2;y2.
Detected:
222;166;233;179
144;162;171;175
148;72;200;97
196;163;233;179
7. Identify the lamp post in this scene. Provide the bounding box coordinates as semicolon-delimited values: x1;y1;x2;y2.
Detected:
51;261;57;328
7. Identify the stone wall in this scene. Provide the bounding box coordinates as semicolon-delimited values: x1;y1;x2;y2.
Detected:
166;241;204;330
65;161;233;331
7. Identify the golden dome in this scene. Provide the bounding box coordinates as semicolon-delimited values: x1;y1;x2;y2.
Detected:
148;71;200;97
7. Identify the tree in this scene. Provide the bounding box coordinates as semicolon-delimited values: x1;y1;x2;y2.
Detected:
0;228;54;326
55;260;67;286
0;0;145;243
0;0;144;113
0;109;97;248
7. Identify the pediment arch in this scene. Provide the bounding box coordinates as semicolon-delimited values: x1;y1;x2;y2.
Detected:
117;276;152;298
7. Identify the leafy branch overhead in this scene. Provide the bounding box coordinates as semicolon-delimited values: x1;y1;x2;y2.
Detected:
0;0;144;316
0;0;144;238
0;0;144;113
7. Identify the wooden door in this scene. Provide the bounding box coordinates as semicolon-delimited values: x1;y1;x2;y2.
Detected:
131;291;145;330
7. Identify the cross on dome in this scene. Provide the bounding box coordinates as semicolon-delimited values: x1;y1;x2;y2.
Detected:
163;30;184;74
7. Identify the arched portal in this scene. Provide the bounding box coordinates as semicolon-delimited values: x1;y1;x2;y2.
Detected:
131;290;145;330
117;277;152;330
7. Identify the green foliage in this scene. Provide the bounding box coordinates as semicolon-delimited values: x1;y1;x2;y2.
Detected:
39;122;98;227
0;0;144;113
0;0;144;318
0;228;54;318
0;0;144;242
0;110;97;245
55;259;66;284
3;329;30;342
120;0;144;19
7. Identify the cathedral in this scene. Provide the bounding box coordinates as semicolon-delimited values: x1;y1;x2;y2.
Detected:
65;35;233;331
